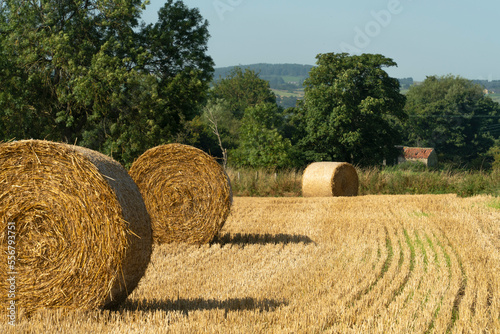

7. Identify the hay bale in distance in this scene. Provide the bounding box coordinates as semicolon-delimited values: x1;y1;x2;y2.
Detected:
129;143;232;244
0;140;152;317
302;162;359;197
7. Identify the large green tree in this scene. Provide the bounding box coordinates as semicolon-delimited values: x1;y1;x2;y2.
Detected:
1;0;141;143
210;67;277;119
230;102;291;168
298;52;406;166
0;0;213;165
133;0;214;146
403;75;498;164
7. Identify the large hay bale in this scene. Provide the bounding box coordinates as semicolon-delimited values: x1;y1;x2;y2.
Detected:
129;143;232;244
302;162;359;197
0;140;152;318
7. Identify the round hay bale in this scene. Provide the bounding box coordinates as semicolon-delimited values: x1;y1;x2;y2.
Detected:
129;143;232;244
302;162;359;197
0;140;152;317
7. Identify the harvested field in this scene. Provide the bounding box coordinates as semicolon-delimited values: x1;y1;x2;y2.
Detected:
3;195;499;333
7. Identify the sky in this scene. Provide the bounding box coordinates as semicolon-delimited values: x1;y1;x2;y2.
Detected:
141;0;500;81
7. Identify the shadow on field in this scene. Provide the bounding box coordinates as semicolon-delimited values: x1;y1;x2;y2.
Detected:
121;297;287;316
212;233;315;247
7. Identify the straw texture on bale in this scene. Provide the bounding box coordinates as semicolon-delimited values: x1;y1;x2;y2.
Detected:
129;143;232;244
302;162;359;197
0;140;152;317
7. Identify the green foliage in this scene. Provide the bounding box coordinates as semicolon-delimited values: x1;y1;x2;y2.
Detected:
398;78;414;90
275;94;301;109
403;75;499;165
359;166;499;197
187;99;240;157
488;144;500;170
0;0;213;166
230;103;292;169
472;79;500;92
297;53;406;166
226;168;301;197
213;63;313;89
205;68;290;168
210;67;277;119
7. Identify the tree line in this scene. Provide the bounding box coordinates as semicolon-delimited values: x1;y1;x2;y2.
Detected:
191;60;500;169
472;80;500;92
215;64;313;91
1;0;499;169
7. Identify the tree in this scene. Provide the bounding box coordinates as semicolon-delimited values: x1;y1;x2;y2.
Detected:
210;67;277;119
403;75;498;164
199;67;282;166
488;143;500;170
280;106;309;167
298;52;406;166
186;99;240;162
0;0;147;141
230;103;291;169
0;0;213;166
134;0;214;142
101;0;215;164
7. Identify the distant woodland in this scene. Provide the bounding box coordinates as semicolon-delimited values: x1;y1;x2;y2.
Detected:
473;80;500;92
215;63;500;92
214;64;313;90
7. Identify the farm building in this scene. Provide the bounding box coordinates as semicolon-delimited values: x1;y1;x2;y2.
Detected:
397;146;438;167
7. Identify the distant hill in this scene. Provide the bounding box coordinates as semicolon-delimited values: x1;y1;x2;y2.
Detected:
213;63;314;90
213;63;415;90
213;63;314;79
472;80;500;92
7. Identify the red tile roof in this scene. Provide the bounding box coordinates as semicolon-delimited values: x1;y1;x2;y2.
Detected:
403;147;434;160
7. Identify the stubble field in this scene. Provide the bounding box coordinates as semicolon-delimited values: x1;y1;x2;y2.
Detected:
3;194;500;333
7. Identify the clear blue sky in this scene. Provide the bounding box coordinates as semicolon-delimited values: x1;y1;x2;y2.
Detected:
141;0;499;81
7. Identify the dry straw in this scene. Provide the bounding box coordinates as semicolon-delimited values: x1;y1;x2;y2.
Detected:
129;143;232;244
0;140;152;318
302;162;359;197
